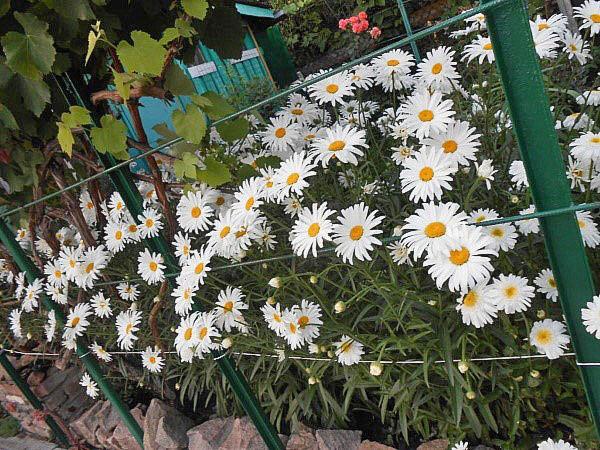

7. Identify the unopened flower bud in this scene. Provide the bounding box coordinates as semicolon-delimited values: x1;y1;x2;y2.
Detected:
428;300;437;306
267;296;276;305
393;225;403;237
131;302;138;311
319;345;327;353
530;369;540;378
175;383;180;390
262;263;268;269
370;362;383;376
305;367;311;374
309;275;318;284
458;361;469;373
268;277;281;288
514;375;524;382
308;376;318;385
536;310;546;319
466;390;476;400
327;350;334;358
153;296;160;303
334;301;346;313
26;332;32;340
170;326;175;332
510;195;519;204
221;337;233;349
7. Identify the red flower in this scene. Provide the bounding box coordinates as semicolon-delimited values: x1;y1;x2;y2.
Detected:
338;18;349;30
359;19;369;31
358;11;368;20
370;27;382;39
349;15;359;24
351;23;362;33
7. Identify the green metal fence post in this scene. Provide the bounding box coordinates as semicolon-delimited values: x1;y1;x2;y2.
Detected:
0;219;145;447
484;0;600;434
55;74;285;450
396;0;421;62
0;348;70;447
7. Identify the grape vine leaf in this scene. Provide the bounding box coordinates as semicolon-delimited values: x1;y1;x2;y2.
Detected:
216;117;249;142
173;151;199;179
57;122;75;156
90;114;128;159
181;0;209;20
164;63;196;96
14;75;51;117
172;104;206;144
116;31;167;76
1;12;56;80
0;103;17;130
196;156;231;187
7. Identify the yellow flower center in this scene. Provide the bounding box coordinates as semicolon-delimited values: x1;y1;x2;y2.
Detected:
85;262;94;273
183;245;189;255
274;127;287;138
449;247;470;265
538;23;549;30
490;227;504;237
548;277;557;288
245;197;255;211
220;226;231;238
287;173;300;185
126;323;133;334
387;59;400;66
591;14;600;23
194;262;204;274
86;201;94;209
431;63;443;74
191;206;201;218
291;108;304;115
266;180;274;188
578;219;586;229
289;322;297;333
183;290;190;300
216;196;225;206
424;221;446;238
419;166;434;181
116;202;123;210
115;230;123;240
442;139;458;153
54;270;62;279
149;261;158;272
349;225;364;241
483;42;493;51
463;291;478;308
145;218;154;228
569;44;578;52
341;341;353;353
149;356;156;364
591;137;600;143
418;109;434;122
199;327;208;339
235;228;247;238
505;286;517;299
71;317;80;327
308;223;320;237
223;301;234;313
297;315;309;328
273;314;282;323
69;259;76;268
184;328;192;341
328;140;346;152
535;329;552;345
326;84;339;93
128;224;138;233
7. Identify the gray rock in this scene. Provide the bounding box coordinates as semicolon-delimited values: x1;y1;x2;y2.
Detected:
143;398;193;450
315;429;362;450
187;417;234;450
286;424;318;450
0;435;63;450
155;414;194;449
108;405;145;450
70;400;104;446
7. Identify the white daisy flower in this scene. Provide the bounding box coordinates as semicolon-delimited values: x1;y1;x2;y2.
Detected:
294;299;323;344
537;438;578;450
401;202;468;259
174;314;200;355
281;308;305;349
462;35;495;64
398;90;455;140
509;160;529;189
574;0;600;36
576;210;600;248
308;70;354;105
45;284;68;305
400;147;456;203
138;209;163;239
44;310;56;342
421;121;481;167
22;278;43;312
137;249;165;285
214;286;248;333
261;303;287;336
516;206;540;235
80;373;99;399
90;291;112;318
172;232;192;265
387;241;412;265
103;220;128;253
62;302;93;342
576;89;600;106
491;274;535;314
257;223;277;251
181;246;213;287
176;190;214;234
533;14;568;37
348;63;375;89
232;178;265;218
562;31;591;65
311;123;367;167
79;191;97;225
582;295;600;339
534;268;559;302
116;309;143;350
290;202;336;258
391;145;413;165
456;281;498;328
141;346;164;373
193;311;221;356
278;93;320;126
75;245;109;290
283;195;303;218
530;319;570;360
108;191;127;219
570;131;600;164
259;167;279;202
207;210;240;258
424;225;497;293
117;282;139;302
274;151;317;200
332;202;384;264
567;155;592;192
452;442;469;450
371;49;415;92
530;21;560;59
9;309;23;339
335;335;364;366
172;275;198;316
484;222;518;252
416;46;460;93
90;342;112;362
44;260;66;288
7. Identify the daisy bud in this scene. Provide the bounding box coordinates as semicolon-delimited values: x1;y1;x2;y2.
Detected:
530;370;540;378
482;81;489;87
458;361;469;373
175;383;180;390
536;310;546;319
473;83;480;88
139;381;144;387
26;332;32;340
309;343;320;354
221;337;233;349
268;277;281;288
267;296;276;305
461;167;470;174
514;375;524;382
305;367;311;374
319;345;327;353
466;390;476;400
309;275;318;284
510;195;519;204
131;302;138;311
370;362;383;376
262;263;268;269
334;301;346;313
428;300;437;306
393;225;403;236
153;296;160;304
336;161;341;167
327;350;334;358
170;326;175;332
308;376;318;385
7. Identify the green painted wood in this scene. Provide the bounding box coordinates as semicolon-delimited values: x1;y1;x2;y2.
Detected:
0;219;145;447
253;26;297;87
484;0;600;435
397;0;421;62
0;349;70;447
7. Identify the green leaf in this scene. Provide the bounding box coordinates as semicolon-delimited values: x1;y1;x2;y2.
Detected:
116;31;167;76
200;91;235;119
159;27;180;46
86;26;101;65
57;122;75;156
112;70;134;102
175;18;195;38
0;103;17;130
0;0;10;18
61;106;91;128
164;63;196;96
51;0;95;20
1;12;56;80
90;115;128;158
189;94;213;108
196;156;231;187
172;104;206;144
173;151;199;179
216;116;249;142
15;76;50;117
181;0;209;20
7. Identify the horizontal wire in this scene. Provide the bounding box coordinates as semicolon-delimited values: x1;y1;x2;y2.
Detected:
0;0;511;221
2;348;581;365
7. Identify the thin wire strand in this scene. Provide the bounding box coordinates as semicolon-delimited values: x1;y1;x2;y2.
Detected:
0;0;511;221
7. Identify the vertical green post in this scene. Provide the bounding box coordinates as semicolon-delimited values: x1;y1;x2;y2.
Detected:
0;349;70;448
396;0;421;62
0;219;145;447
56;74;285;450
484;0;600;435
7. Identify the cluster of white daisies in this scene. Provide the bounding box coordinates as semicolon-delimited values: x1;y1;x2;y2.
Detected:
451;438;580;450
1;8;599;404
